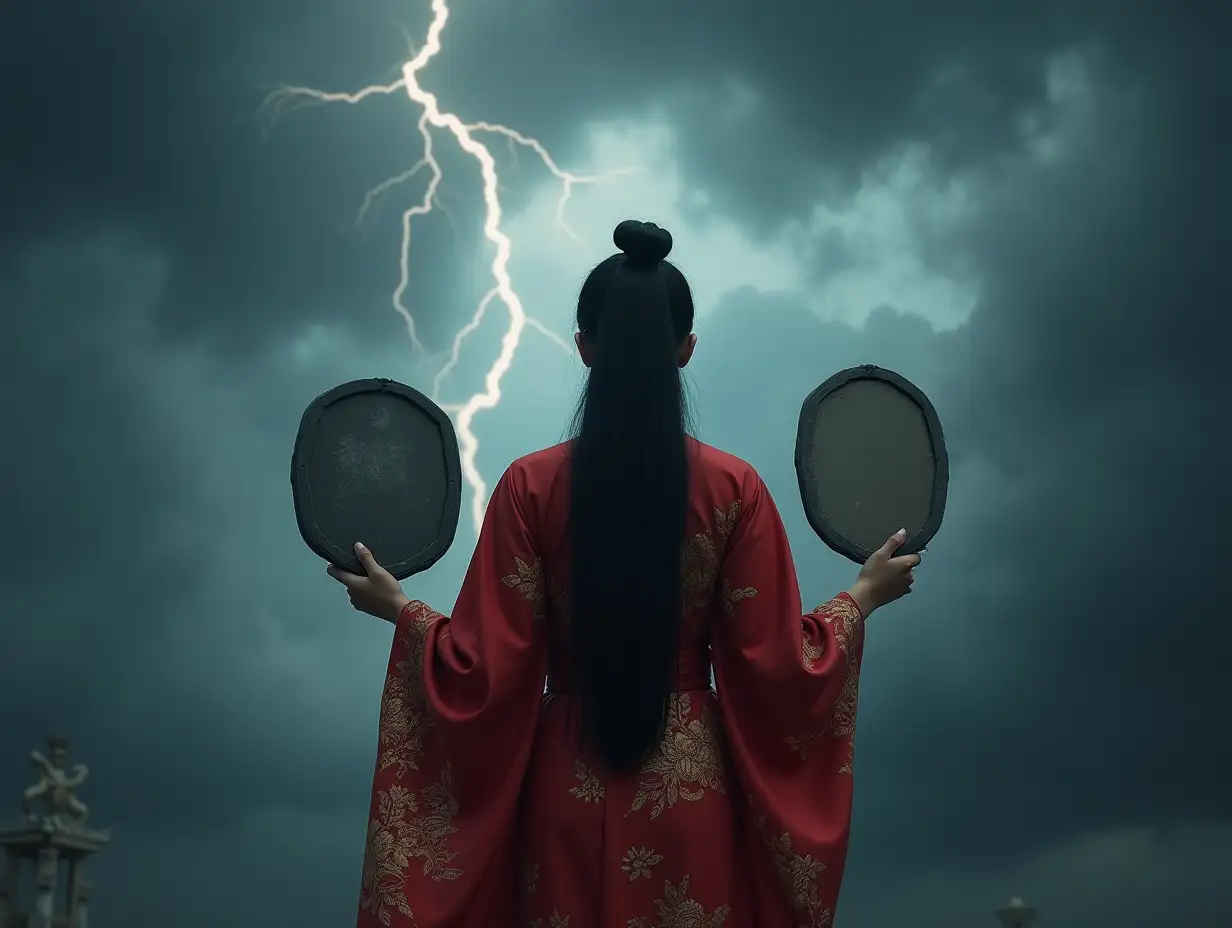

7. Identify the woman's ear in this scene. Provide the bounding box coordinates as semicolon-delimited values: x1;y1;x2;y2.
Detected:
574;331;593;368
678;333;697;368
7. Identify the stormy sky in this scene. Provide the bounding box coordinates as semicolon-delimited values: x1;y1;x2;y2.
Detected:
1;0;1229;925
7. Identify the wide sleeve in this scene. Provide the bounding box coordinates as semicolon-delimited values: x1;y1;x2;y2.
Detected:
711;472;866;928
357;465;549;928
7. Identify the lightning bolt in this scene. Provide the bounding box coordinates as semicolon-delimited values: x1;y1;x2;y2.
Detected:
261;0;632;535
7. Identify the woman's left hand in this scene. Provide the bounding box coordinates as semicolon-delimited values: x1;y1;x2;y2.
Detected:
327;542;411;624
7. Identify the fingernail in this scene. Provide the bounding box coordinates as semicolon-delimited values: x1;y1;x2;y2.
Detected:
355;542;366;554
896;528;906;537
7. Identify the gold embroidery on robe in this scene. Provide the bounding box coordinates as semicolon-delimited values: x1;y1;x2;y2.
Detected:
802;595;863;670
568;759;606;803
621;846;664;881
630;693;726;819
360;767;462;925
361;604;464;924
520;852;539;903
746;816;834;928
680;528;719;613
523;854;569;928
721;577;757;616
711;500;763;624
787;602;864;770
831;657;861;739
784;730;825;760
802;634;824;668
766;831;833;927
377;670;426;778
713;500;741;543
502;556;546;621
681;501;744;625
627;875;732;927
404;600;438;652
838;737;855;776
529;911;570;928
814;596;863;657
377;604;441;779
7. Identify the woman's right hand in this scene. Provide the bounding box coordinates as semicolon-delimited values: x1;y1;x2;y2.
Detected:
846;528;921;617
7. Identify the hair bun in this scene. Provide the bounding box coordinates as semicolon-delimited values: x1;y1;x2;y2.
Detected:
613;220;673;265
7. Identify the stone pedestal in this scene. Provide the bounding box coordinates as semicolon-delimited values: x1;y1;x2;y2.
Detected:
996;896;1039;927
0;819;109;928
0;738;108;928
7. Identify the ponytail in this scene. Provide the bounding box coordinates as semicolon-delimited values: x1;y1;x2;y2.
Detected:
568;220;696;775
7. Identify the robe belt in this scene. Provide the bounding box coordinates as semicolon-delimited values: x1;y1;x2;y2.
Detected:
546;649;713;694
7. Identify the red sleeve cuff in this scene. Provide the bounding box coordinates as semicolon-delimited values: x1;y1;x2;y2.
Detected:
833;590;865;620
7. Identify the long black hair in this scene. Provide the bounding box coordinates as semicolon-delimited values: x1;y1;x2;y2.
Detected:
568;219;696;775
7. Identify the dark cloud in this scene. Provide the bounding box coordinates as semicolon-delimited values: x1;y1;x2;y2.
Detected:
2;0;1230;925
691;17;1232;889
0;237;370;825
2;0;486;355
8;0;1216;349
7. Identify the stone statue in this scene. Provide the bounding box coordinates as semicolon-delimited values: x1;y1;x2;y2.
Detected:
21;736;90;828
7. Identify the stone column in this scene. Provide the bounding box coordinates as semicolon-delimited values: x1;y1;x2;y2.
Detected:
996;896;1039;927
30;847;58;928
0;849;17;928
72;876;93;928
67;859;80;919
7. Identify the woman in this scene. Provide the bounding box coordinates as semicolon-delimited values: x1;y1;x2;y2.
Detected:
329;220;921;928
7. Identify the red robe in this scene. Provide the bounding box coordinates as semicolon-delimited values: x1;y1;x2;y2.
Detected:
357;437;865;928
